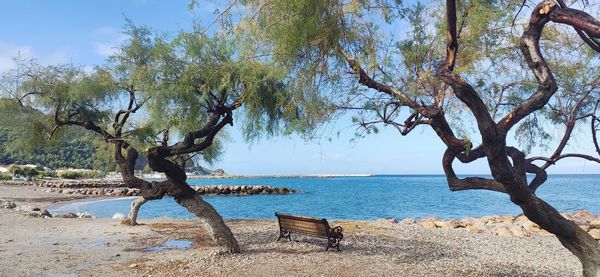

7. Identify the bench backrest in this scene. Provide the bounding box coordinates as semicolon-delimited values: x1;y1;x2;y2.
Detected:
275;212;330;237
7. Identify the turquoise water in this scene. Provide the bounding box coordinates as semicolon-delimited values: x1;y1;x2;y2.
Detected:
50;174;600;220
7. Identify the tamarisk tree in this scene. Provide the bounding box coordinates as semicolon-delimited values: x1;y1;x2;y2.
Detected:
0;24;317;253
238;0;600;274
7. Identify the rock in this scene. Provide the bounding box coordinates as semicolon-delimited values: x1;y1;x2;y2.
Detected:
465;225;485;234
0;200;16;209
569;210;595;224
537;229;553;237
41;209;52;217
112;213;126;220
128;263;138;268
16;205;35;213
399;218;415;225
589;229;600;240
420;216;438;223
507;225;525;237
421;221;436;229
60;212;78;218
501;215;514;225
514;215;529;223
589;219;600;228
77;212;93;219
434;220;455;230
495;227;513;237
458;217;477;227
480;215;496;223
521;221;540;233
376;218;398;224
580;225;591;232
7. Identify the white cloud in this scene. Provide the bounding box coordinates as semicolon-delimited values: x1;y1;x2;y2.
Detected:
0;44;34;72
91;27;128;58
0;44;74;73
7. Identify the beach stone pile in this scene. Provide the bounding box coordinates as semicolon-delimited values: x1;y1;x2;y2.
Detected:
0;180;296;197
0;200;53;218
390;210;600;240
193;185;294;195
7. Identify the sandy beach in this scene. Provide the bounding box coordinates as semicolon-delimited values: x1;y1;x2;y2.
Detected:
0;183;584;276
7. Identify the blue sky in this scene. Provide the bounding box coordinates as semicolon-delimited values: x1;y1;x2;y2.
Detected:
1;0;598;175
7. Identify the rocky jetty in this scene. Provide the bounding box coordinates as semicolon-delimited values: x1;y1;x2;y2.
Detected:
0;180;297;197
383;210;600;240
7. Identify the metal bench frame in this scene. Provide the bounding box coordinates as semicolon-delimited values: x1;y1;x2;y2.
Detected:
275;212;344;251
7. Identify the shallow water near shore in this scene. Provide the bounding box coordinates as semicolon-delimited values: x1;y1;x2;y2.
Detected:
49;174;600;220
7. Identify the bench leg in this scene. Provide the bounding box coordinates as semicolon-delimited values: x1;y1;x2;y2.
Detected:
278;229;291;242
327;226;343;251
326;236;342;251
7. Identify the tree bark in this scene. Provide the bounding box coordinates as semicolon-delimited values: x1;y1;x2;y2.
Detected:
122;196;148;226
509;186;600;277
175;193;240;253
146;146;241;253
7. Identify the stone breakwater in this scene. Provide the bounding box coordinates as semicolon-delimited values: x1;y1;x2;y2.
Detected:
379;210;600;240
0;180;297;197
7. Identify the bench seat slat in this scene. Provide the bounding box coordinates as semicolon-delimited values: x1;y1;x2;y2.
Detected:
280;227;327;237
279;221;328;232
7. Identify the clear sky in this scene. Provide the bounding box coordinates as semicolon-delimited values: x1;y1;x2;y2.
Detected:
1;0;598;175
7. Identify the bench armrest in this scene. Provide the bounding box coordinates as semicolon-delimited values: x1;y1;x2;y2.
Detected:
330;226;343;240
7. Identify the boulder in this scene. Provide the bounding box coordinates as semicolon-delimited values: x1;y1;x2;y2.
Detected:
495;227;513;237
0;200;16;209
376;218;398;224
589;229;600;240
399;218;416;225
521;221;540;233
434;220;455;230
60;212;78;218
514;215;529;223
589;219;600;228
507;225;525;237
16;205;35;213
465;225;485;234
569;210;595;224
421;221;436;229
420;216;438;223
112;213;126;220
580;225;591;232
458;217;477;227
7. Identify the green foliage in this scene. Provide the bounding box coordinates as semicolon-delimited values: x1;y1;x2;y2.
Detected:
58;171;84;179
0;19;324;172
0;123;101;170
142;164;152;174
8;165;40;179
58;170;106;179
0;173;11;180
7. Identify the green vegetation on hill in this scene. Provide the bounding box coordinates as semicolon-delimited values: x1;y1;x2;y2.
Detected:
0;127;114;170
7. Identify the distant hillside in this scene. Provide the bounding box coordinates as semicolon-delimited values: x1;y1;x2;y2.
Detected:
1;128;100;170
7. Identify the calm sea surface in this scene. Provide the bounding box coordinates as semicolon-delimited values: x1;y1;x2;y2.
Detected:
50;174;600;220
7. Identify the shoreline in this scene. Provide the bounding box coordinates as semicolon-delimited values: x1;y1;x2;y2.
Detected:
0;179;595;276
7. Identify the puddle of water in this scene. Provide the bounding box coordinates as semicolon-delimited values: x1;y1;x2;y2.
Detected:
145;239;192;252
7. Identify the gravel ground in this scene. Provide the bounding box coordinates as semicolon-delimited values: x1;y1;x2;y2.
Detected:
0;183;584;277
96;219;581;277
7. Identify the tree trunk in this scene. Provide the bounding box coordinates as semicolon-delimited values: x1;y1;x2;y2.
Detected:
175;193;240;253
122;196;148;226
514;193;600;277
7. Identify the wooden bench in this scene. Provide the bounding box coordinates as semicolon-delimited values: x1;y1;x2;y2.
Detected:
275;212;344;251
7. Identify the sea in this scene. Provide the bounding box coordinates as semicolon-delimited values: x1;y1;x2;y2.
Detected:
49;174;600;220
